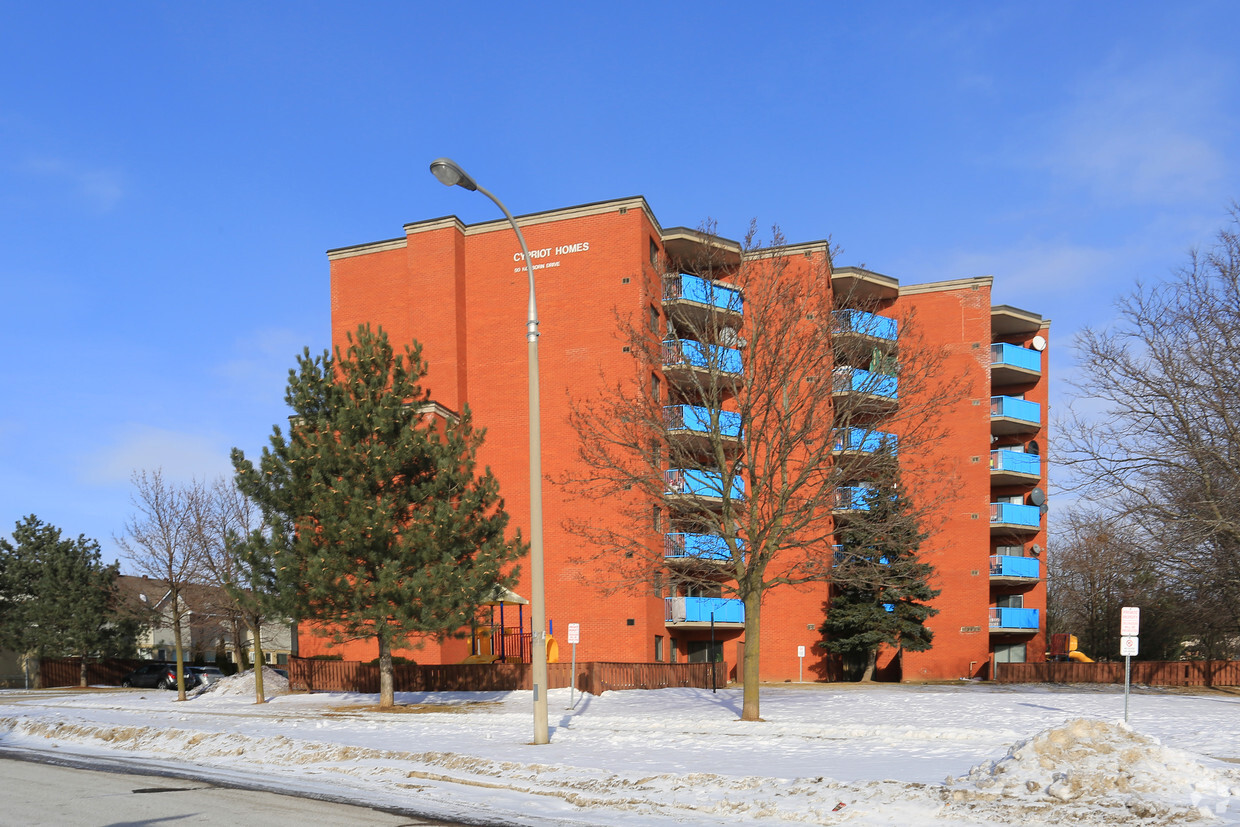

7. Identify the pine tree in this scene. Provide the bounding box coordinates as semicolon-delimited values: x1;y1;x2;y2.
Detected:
0;515;143;686
821;457;939;682
232;325;523;708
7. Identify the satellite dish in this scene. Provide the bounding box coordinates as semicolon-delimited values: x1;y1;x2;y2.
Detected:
1029;488;1046;507
1030;543;1042;556
1039;503;1049;515
1031;335;1047;352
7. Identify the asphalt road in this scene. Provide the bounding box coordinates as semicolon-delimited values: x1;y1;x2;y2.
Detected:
0;753;481;827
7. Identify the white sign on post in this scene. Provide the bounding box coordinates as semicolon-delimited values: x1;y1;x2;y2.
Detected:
1120;606;1141;636
797;646;806;658
567;623;581;644
1120;635;1139;656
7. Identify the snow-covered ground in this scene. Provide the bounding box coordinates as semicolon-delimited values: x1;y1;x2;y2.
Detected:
2;671;1238;826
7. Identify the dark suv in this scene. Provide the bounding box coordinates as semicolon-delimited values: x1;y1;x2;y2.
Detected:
120;662;198;690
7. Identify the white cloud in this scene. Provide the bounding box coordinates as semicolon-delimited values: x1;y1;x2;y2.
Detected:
78;424;233;486
20;156;126;212
212;327;317;403
1034;54;1232;205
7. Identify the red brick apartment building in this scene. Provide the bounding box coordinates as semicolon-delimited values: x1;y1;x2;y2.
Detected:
315;196;1050;681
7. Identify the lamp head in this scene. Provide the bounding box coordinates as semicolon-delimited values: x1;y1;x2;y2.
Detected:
429;158;478;192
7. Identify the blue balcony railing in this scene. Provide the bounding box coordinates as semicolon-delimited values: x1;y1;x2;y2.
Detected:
991;396;1041;426
836;485;873;511
665;469;746;501
665;532;741;562
666;596;745;624
663;273;743;314
989;555;1040;579
664;405;743;439
990;502;1041;528
663;339;743;375
989;449;1040;476
990;343;1041;373
834;427;898;455
833;309;897;341
834;367;898;399
990;607;1039;630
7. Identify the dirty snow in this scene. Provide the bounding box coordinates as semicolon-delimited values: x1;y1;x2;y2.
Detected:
1;681;1238;825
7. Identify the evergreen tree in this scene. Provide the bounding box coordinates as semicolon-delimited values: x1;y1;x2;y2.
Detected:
0;515;143;686
232;325;523;708
821;458;939;681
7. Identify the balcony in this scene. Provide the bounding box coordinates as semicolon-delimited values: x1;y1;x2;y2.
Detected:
665;469;745;503
990;343;1042;388
666;596;745;626
989;554;1040;584
833;310;898;355
665;532;740;564
989;607;1039;633
991;395;1041;435
663;339;743;386
664;405;743;450
834;485;874;515
833;367;898;411
663;273;743;330
834;427;898;456
989;449;1041;487
990;502;1041;535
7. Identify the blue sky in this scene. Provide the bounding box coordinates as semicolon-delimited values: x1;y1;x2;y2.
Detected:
3;3;1238;564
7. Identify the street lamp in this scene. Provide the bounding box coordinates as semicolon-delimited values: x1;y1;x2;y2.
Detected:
429;158;550;745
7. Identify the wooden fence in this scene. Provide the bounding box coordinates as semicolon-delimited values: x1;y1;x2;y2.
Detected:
997;660;1240;687
289;657;728;696
40;658;145;688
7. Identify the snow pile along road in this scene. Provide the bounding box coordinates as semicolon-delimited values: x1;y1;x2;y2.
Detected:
204;666;292;699
946;718;1240;822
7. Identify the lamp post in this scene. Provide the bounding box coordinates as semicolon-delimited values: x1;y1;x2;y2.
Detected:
429;158;549;745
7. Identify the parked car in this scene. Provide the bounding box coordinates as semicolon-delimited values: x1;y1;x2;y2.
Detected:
120;662;180;689
120;662;212;690
187;666;225;688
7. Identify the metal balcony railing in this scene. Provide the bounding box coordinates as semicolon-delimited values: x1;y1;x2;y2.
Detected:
834;427;898;454
664;532;740;562
989;607;1039;630
990;395;1041;425
663;339;743;375
833;366;898;399
833;309;897;341
989;449;1040;476
835;485;874;511
990;343;1041;373
663;273;743;314
666;596;745;624
989;555;1040;579
665;469;746;501
664;405;743;439
990;502;1041;528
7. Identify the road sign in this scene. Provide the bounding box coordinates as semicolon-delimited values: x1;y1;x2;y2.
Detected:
1120;636;1139;656
566;623;580;644
1120;606;1140;636
797;646;806;658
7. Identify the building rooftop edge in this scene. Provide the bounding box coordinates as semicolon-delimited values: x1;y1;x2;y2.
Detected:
898;276;994;296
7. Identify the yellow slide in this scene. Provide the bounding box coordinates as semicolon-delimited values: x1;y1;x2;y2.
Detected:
1067;650;1093;663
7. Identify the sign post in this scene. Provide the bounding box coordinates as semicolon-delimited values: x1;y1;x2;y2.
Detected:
566;623;580;710
1120;607;1140;722
797;645;806;682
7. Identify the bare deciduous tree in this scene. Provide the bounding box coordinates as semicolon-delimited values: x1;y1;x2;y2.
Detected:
562;223;967;721
117;469;201;701
1061;208;1240;646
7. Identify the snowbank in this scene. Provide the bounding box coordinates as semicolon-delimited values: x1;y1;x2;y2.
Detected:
203;666;291;699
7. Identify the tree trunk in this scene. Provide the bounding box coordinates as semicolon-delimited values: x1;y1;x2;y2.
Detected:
79;656;89;688
172;608;187;702
378;632;394;709
248;619;266;705
233;617;250;670
741;589;763;721
860;648;878;682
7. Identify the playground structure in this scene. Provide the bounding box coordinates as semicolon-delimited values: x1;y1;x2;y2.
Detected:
464;586;559;665
1048;633;1094;662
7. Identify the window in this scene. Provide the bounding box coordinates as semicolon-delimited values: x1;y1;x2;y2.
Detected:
648;304;660;334
655;635;664;662
996;594;1024;609
652;374;661;403
276;653;288;665
650;238;659;267
652;505;663;532
995;544;1024;556
994;643;1026;663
